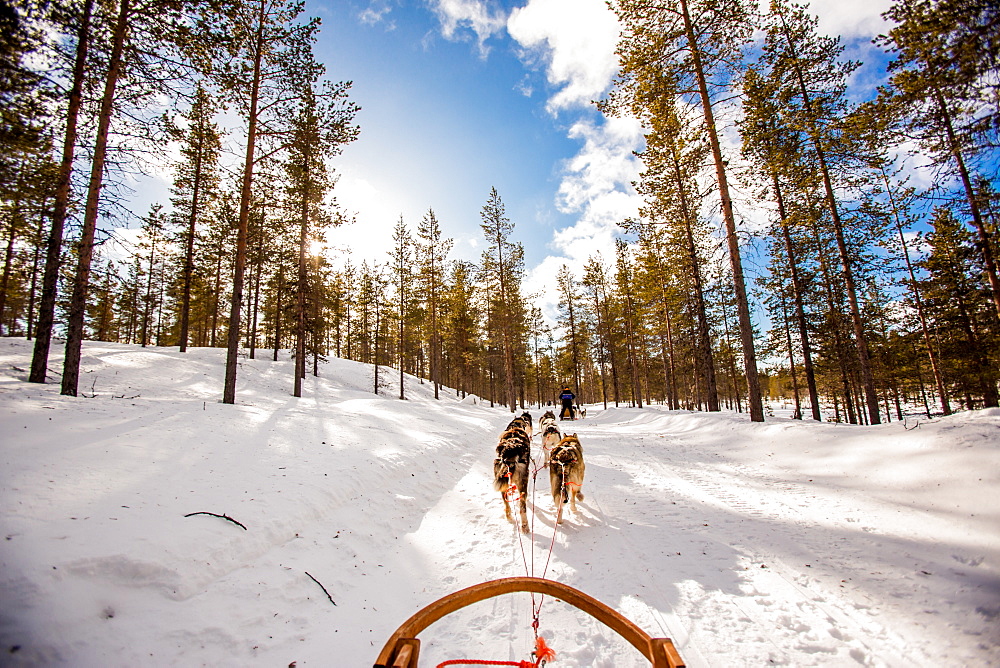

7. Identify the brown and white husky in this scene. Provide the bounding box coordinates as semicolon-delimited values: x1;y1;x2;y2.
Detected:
549;433;585;521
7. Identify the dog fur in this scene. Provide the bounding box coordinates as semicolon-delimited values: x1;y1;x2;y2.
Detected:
494;424;531;534
541;425;562;464
549;433;585;520
538;410;557;432
505;411;533;438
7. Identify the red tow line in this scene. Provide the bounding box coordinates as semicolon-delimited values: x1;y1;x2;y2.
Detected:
437;636;556;668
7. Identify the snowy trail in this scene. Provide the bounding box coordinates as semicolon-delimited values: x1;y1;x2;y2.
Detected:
2;340;997;667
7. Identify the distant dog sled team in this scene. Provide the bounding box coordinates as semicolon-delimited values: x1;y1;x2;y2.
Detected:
493;395;587;533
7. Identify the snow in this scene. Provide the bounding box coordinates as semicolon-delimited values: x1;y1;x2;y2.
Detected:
1;337;998;667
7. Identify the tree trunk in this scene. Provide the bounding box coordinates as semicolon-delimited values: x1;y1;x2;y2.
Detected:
294;188;308;398
0;212;18;335
179;133;204;352
773;175;821;419
249;221;263;359
30;0;93;383
273;263;283;361
224;0;266;404
777;8;879;423
679;0;763;420
62;0;130;396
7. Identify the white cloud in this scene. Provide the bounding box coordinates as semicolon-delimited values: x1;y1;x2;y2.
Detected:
359;3;394;27
809;0;892;40
521;114;644;325
429;0;507;57
551;116;644;258
507;0;621;113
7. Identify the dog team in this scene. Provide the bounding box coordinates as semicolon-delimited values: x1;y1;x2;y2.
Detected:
493;408;586;534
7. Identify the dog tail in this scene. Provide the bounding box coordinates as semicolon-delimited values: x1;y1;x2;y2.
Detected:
493;459;508;492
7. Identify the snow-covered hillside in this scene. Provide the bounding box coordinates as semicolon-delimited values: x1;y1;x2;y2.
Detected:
1;338;997;667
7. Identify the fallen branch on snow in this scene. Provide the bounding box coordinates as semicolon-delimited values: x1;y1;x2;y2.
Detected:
305;571;337;606
184;511;247;530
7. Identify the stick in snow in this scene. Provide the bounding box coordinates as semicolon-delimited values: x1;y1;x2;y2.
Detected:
305;571;337;606
183;512;247;530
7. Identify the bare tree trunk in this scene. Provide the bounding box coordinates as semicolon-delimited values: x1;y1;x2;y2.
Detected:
179;135;204;352
679;0;763;420
0;210;18;334
781;292;802;419
273;263;283;361
881;167;951;414
224;0;266;404
62;0;131;396
773;176;821;419
249;223;263;359
30;0;93;382
294;191;307;398
26;209;46;340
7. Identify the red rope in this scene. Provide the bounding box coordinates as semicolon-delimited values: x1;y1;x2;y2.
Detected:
436;660;535;667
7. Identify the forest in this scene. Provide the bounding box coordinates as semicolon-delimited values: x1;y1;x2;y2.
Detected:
0;0;997;424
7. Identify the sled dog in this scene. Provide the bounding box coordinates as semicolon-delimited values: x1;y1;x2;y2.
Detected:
505;411;533;438
494;427;531;534
549;433;585;520
541;425;562;464
538;410;557;432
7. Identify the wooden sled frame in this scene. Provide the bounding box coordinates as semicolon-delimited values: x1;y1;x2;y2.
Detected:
373;577;685;667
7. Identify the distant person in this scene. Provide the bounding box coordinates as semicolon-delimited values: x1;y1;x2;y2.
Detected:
559;386;575;420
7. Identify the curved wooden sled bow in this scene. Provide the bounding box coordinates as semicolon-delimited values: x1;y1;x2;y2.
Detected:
373;577;686;668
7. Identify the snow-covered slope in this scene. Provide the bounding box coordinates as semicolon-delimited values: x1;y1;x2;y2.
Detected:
1;338;997;667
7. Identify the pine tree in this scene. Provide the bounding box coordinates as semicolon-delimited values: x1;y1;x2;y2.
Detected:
607;0;765;420
880;0;1000;319
389;216;412;400
416;208;452;399
60;0;209;395
761;0;881;423
918;207;999;407
29;0;94;384
479;187;524;412
282;77;358;397
443;260;479;399
555;264;585;401
218;0;331;404
169;84;221;352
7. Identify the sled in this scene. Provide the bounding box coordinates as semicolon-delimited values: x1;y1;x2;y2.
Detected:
373;576;686;667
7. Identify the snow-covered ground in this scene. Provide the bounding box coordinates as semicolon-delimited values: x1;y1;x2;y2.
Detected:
1;337;997;667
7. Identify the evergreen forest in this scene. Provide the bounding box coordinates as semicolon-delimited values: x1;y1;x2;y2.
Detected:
0;0;997;424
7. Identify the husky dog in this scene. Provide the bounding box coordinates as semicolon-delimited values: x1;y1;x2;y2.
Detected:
507;411;533;437
541;425;562;464
549;433;585;520
494;425;531;534
538;410;557;432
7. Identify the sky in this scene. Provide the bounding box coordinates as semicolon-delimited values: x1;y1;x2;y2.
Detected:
1;336;997;665
301;0;896;318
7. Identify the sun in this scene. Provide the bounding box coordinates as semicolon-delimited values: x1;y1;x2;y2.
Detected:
308;239;326;257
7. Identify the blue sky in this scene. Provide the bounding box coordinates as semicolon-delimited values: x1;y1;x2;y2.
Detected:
306;0;897;319
312;0;637;290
